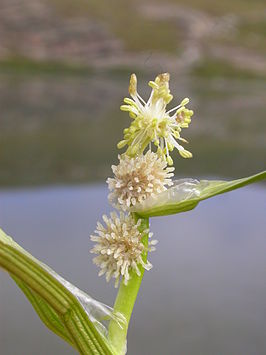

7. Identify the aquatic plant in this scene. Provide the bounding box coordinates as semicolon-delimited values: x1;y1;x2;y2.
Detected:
0;73;265;354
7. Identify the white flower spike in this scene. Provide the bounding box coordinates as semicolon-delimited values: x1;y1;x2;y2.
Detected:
90;212;157;288
107;151;174;211
118;73;194;165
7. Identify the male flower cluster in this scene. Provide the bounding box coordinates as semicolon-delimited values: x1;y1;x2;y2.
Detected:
118;73;193;165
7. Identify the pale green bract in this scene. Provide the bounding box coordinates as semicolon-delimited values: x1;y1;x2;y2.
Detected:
132;171;266;217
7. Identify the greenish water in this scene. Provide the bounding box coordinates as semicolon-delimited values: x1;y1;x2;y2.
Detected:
0;71;265;187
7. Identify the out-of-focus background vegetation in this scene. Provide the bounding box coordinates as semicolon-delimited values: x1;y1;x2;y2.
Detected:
0;1;266;355
0;0;265;185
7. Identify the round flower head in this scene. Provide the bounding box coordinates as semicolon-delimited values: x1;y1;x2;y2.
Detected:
118;73;194;165
90;212;157;287
107;151;175;211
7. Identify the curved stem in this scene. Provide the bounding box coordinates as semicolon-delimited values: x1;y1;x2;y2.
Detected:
108;216;149;355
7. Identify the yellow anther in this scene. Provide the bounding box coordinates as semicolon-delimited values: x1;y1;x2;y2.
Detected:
148;81;159;90
167;143;174;151
120;105;131;111
166;156;173;165
181;97;190;106
129;73;137;96
157;73;170;83
124;98;136;105
117;140;127;149
179;150;192;158
151;119;157;127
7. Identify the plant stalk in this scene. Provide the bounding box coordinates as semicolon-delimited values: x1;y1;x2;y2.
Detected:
108;216;149;355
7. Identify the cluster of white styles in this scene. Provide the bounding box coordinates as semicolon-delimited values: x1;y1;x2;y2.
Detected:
90;73;193;287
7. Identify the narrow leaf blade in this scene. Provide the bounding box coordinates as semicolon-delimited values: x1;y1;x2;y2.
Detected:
12;276;75;348
0;229;114;354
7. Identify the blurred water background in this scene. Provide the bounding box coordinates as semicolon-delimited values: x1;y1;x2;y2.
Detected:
0;0;266;354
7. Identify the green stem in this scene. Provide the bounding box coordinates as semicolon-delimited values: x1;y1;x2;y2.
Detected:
108;216;149;355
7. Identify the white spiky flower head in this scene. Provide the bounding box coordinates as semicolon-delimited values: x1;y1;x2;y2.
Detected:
118;73;194;165
90;212;157;287
107;150;175;211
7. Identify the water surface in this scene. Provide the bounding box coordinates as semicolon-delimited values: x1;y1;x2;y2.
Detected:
0;72;265;186
0;183;266;355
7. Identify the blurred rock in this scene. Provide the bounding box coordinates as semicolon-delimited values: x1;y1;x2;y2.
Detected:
0;0;123;64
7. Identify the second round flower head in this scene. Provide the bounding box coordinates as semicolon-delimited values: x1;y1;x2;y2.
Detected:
107;151;175;211
90;212;157;287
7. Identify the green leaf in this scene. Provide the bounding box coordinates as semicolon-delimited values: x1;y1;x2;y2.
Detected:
0;229;115;355
132;171;266;218
12;276;75;348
